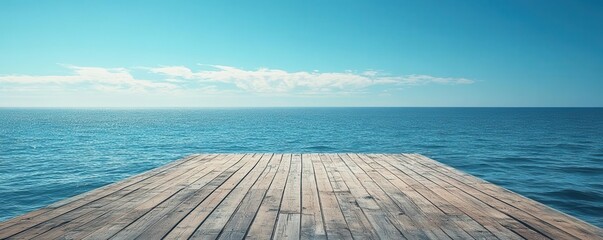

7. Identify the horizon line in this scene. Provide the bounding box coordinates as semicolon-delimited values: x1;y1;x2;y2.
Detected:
1;106;602;109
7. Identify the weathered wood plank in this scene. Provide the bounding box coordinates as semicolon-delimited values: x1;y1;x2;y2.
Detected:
399;154;556;239
37;154;231;240
78;154;244;239
340;153;439;240
246;154;291;239
1;154;211;239
300;154;327;240
331;154;404;239
273;154;302;240
217;154;283;240
311;154;353;239
74;154;238;240
404;153;603;239
361;154;492;240
127;154;246;239
279;154;302;214
1;153;601;240
320;154;379;239
378;154;528;240
189;153;274;239
0;154;202;233
273;213;301;240
162;154;264;239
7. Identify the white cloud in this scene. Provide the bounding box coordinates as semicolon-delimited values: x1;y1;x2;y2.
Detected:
149;66;194;79
0;65;178;91
395;74;475;85
150;65;474;93
0;64;474;95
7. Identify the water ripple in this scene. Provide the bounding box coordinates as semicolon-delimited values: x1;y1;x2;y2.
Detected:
1;107;602;227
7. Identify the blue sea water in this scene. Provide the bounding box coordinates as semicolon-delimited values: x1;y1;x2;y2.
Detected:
0;108;602;227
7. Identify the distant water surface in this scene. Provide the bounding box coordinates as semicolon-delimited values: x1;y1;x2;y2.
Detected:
0;108;602;227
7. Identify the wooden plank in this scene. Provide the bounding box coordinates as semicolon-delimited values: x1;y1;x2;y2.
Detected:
410;153;603;238
0;154;202;236
82;154;242;240
360;154;494;240
0;154;212;239
217;154;283;240
217;190;270;240
368;155;497;239
378;154;528;240
76;154;244;239
33;154;232;240
162;154;264;239
349;154;461;239
246;154;291;239
273;213;301;240
120;154;246;239
337;153;439;240
328;154;403;239
399;154;563;239
1;153;601;239
279;154;302;214
320;154;379;239
311;154;353;239
0;154;202;233
189;153;274;239
70;154;233;239
300;154;326;240
273;154;302;240
404;153;603;239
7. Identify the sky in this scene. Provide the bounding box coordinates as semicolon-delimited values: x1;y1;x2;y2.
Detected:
1;0;602;107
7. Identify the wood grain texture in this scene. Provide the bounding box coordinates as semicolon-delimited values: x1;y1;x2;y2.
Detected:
1;154;601;240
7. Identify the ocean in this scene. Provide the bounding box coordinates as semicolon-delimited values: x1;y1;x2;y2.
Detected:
0;108;602;227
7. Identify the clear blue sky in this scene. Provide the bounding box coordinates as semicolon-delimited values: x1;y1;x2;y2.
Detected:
1;0;602;107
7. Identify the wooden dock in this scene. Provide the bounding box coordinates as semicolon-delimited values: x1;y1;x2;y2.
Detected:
0;154;601;239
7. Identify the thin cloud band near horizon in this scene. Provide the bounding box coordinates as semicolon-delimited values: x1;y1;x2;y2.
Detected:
0;64;474;94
